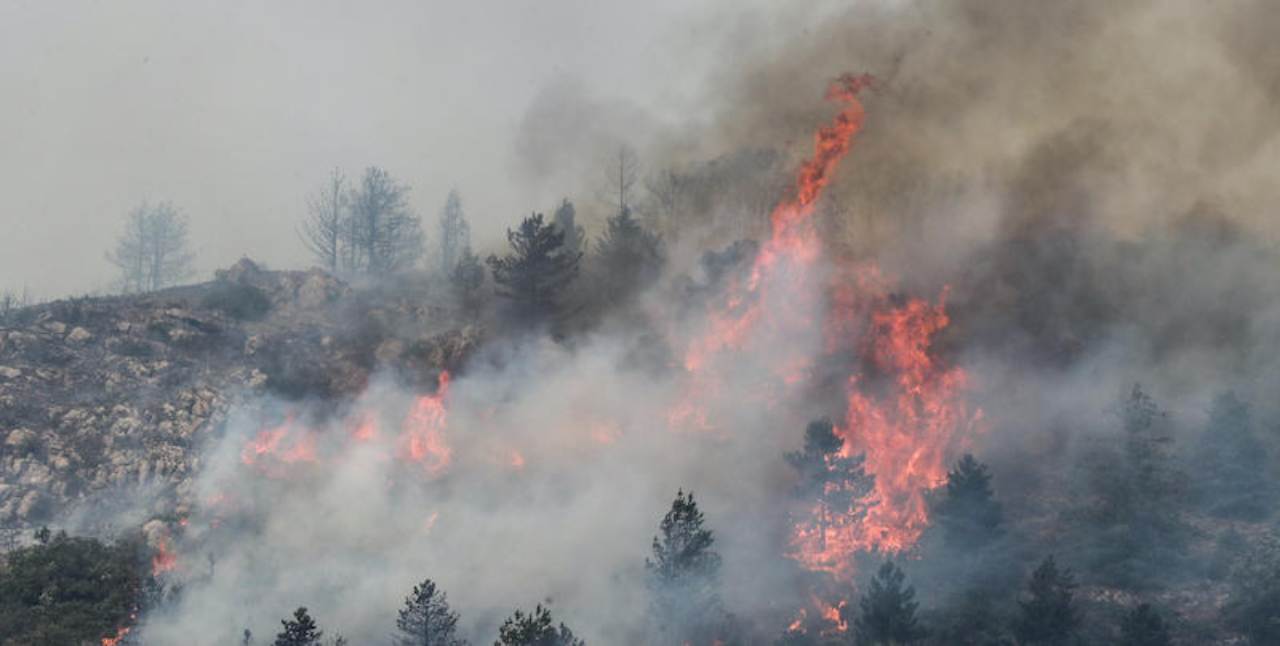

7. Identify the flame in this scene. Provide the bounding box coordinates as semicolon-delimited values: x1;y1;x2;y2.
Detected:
240;416;319;468
671;74;875;432
397;371;452;476
102;622;132;646
151;534;177;576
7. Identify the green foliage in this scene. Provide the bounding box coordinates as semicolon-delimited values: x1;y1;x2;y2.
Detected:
274;606;324;646
487;213;580;321
933;454;1003;549
493;604;584;646
853;560;926;645
1013;557;1080;646
1119;603;1171;646
394;578;467;646
0;530;145;645
202;281;273;321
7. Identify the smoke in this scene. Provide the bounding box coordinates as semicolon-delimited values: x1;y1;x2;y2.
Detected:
47;1;1280;642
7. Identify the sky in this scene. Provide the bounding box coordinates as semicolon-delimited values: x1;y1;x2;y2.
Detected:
0;0;834;298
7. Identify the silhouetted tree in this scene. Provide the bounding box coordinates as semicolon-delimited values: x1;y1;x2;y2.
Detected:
552;199;584;259
299;168;349;273
449;246;486;318
646;490;724;643
274;607;323;646
601;145;640;216
933;454;1003;549
852;561;926;645
494;604;584;646
438;189;470;276
394;578;466;646
1014;557;1079;646
349;166;423;274
786;419;875;552
593;205;664;308
108;201;194;293
1197;391;1269;519
487;213;580;320
1119;604;1171;646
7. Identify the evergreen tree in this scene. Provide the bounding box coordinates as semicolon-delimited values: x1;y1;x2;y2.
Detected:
439;189;471;276
933;454;1003;549
645;490;724;643
487;213;581;320
593;205;664;308
1118;604;1171;646
394;578;467;646
1198;391;1269;519
1013;557;1079;646
552;199;585;258
853;560;926;645
493;604;584;646
274;607;323;646
449;246;486;318
786;419;875;553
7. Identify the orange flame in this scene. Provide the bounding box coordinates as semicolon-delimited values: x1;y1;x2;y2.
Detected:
151;534;177;576
397;371;452;476
102;623;131;646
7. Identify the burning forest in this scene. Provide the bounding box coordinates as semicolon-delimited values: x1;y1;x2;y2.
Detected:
3;1;1280;645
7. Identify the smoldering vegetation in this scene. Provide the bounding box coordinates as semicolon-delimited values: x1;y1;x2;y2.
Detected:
3;1;1280;645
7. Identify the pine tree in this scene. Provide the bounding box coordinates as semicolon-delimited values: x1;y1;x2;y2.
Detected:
552;199;585;258
273;607;323;646
487;213;581;320
786;419;875;555
1198;391;1269;519
394;578;467;646
439;189;471;276
493;604;584;646
1119;603;1171;646
1013;557;1080;646
932;454;1003;549
593;205;664;308
645;490;724;642
449;246;486;318
853;560;926;645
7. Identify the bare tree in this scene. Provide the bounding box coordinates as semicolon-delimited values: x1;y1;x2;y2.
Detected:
349;166;424;275
107;201;195;293
437;189;470;276
602;144;640;216
644;167;689;239
299;168;349;273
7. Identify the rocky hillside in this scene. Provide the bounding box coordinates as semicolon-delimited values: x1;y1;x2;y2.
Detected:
0;259;477;530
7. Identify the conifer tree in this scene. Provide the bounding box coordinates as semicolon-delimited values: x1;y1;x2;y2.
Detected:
853;560;926;645
786;419;875;552
1013;557;1080;646
274;607;323;646
933;454;1003;549
450;246;486;318
493;604;584;646
394;578;467;646
1119;603;1171;646
439;189;471;276
487;213;581;320
1198;391;1269;519
645;490;724;643
593;205;664;308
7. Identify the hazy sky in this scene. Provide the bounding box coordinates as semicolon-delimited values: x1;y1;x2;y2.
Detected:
0;0;832;298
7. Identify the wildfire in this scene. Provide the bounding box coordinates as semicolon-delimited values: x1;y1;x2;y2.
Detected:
396;371;453;476
102;624;131;646
240;416;319;468
151;534;177;576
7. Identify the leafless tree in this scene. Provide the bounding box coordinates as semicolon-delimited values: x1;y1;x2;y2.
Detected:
644;167;690;239
107;201;195;293
299;168;349;273
602;144;640;216
349;166;423;275
437;188;470;276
